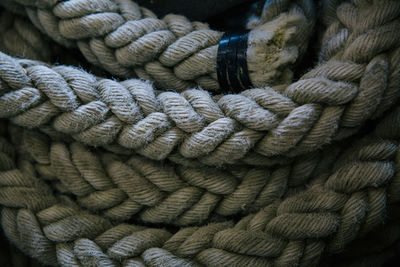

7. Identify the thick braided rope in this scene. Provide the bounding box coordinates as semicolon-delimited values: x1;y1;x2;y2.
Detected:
1;105;400;266
9;123;341;226
0;0;398;166
0;0;315;92
0;43;399;166
0;8;112;77
0;1;400;266
0;9;55;62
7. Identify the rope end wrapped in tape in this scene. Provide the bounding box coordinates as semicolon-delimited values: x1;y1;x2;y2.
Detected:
216;9;310;93
217;31;253;93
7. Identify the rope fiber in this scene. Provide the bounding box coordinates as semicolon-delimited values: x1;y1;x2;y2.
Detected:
0;0;399;266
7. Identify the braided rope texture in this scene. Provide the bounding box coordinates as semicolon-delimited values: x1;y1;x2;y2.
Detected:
0;0;400;266
0;8;117;76
0;1;398;167
1;106;400;266
1;0;316;92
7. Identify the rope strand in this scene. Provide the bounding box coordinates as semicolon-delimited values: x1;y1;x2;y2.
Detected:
1;104;400;266
0;0;316;92
0;1;400;266
0;42;398;165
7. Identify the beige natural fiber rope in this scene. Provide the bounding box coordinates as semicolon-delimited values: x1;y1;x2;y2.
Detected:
9;124;340;225
0;1;398;166
0;9;115;75
0;0;400;266
1;0;315;92
1;106;400;266
0;47;399;166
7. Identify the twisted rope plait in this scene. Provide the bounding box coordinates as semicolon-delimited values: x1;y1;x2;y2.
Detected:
0;44;399;166
1;0;315;92
1;105;400;266
0;0;400;266
0;1;398;166
12;124;341;225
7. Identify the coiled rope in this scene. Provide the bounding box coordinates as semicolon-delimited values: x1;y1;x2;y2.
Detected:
1;106;400;266
0;0;400;266
0;1;399;167
1;0;316;92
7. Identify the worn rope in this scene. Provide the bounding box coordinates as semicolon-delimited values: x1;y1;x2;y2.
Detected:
9;124;341;225
0;49;398;166
1;104;400;266
0;1;398;166
0;8;115;76
0;0;400;266
0;0;316;92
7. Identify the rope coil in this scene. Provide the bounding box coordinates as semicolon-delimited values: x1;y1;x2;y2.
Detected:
0;0;399;266
1;0;315;92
